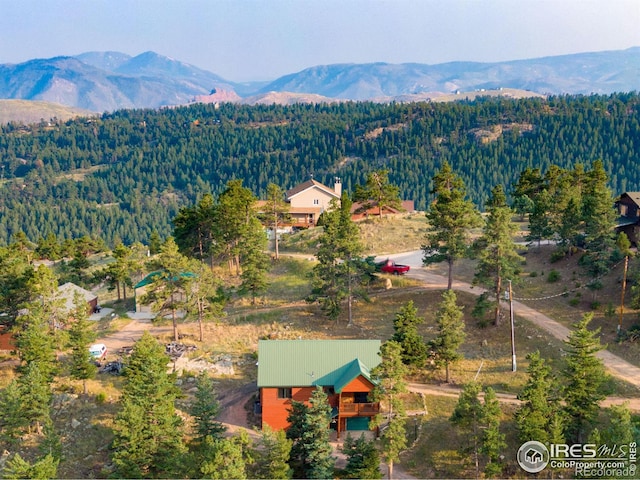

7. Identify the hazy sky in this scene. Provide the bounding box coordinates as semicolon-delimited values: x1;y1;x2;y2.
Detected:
1;0;639;81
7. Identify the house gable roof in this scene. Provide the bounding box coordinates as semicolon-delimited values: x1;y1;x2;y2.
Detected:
619;192;640;207
57;282;97;312
257;339;381;388
333;358;375;393
286;179;339;201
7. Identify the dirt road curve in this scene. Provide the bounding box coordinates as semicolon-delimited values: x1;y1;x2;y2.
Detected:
403;267;640;390
407;382;640;411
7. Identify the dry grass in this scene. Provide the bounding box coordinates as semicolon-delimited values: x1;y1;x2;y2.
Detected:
279;212;429;255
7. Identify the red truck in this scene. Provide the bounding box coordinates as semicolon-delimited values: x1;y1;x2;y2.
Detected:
376;259;411;275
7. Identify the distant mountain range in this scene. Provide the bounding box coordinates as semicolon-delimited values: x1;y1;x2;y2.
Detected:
0;48;638;113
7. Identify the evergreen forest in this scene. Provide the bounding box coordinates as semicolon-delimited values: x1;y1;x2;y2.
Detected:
1;92;639;246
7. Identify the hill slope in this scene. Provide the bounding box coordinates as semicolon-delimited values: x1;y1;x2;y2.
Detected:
0;52;235;111
0;94;639;247
0;48;638;113
260;48;640;100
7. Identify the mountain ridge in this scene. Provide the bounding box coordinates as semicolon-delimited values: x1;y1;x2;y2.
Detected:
0;47;638;114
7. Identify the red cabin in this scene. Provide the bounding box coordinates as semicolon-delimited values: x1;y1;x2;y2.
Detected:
257;339;381;438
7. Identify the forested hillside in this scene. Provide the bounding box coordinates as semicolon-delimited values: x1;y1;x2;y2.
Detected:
1;92;639;246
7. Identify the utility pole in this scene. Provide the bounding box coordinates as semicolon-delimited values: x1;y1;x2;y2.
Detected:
508;280;516;372
619;255;629;334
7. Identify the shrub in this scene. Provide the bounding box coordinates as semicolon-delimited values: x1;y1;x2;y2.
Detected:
547;270;561;283
550;248;567;263
604;302;616;319
590;301;601;310
95;392;107;404
529;271;538;278
569;298;580;307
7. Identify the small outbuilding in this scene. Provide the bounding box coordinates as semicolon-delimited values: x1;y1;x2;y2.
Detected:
57;282;98;315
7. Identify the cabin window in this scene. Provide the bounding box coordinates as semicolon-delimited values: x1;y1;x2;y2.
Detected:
277;388;292;399
620;204;628;216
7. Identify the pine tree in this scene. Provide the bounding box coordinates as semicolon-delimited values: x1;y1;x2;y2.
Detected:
450;382;484;479
424;161;482;289
239;217;270;305
286;387;335;479
199;436;248;480
370;340;408;480
173;193;216;262
0;381;27;443
481;387;506;478
17;362;52;435
527;188;554;246
142;237;191;341
582;160;617;283
341;434;382;479
212;179;258;275
599;403;635;446
148;231;162;255
391;300;427;368
67;292;97;394
184;259;225;342
264;183;290;260
428;289;466;383
111;331;187;478
309;193;367;325
353;169;402;219
191;372;226;442
2;453;59;480
303;387;335;479
562;313;608;443
252;426;292;480
515;351;562;445
472;185;523;326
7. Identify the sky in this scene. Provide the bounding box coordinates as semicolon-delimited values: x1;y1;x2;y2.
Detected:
1;0;639;82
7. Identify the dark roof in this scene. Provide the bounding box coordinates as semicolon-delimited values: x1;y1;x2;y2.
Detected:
285;179;339;200
618;192;640;205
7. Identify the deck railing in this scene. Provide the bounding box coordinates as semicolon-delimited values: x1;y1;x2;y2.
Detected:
339;402;379;416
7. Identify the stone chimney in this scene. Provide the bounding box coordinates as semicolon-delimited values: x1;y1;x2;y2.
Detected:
334;177;342;197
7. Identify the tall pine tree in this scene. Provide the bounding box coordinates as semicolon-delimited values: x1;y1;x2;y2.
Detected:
428;289;466;383
424;161;482;289
473;185;523;326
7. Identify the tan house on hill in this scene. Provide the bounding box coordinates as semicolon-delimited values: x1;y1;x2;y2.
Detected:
285;177;342;227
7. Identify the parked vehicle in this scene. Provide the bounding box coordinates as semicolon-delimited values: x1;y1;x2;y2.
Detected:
89;343;108;361
376;259;410;275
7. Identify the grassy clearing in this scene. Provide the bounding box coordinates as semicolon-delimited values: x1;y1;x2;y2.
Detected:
279;212;429;255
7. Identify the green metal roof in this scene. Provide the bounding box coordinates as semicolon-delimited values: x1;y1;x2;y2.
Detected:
257;339;381;388
134;270;195;289
333;358;375;393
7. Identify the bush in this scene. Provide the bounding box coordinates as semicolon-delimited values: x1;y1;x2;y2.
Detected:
590;301;601;310
529;271;538;278
547;270;561;283
550;248;567;263
604;302;616;319
95;392;107;404
569;298;580;307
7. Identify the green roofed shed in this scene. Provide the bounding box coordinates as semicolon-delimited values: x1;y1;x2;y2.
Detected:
257;339;381;388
